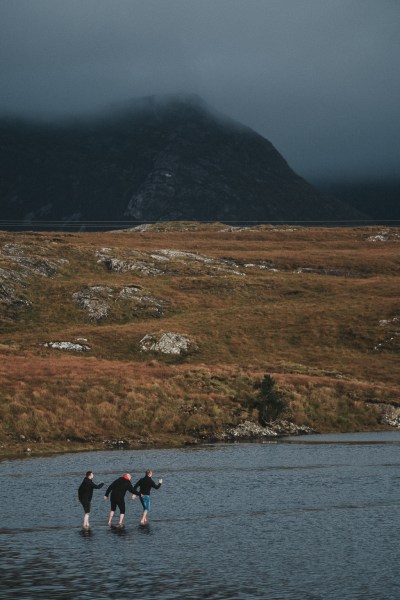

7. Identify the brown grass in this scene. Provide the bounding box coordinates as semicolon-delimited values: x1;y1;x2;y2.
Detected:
0;225;399;455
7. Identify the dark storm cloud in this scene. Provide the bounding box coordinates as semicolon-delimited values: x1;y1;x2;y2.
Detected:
1;0;399;181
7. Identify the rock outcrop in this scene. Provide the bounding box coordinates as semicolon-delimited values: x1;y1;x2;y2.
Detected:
380;405;400;427
267;420;315;435
73;286;113;321
73;284;169;322
221;420;314;441
0;242;57;318
139;332;198;355
367;230;400;243
43;340;91;351
374;314;400;352
223;421;278;440
96;247;165;276
96;246;244;277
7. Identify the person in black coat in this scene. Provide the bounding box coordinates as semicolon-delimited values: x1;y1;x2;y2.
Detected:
132;470;163;525
78;471;104;529
104;473;136;528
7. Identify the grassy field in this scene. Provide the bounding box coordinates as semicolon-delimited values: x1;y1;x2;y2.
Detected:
0;224;399;456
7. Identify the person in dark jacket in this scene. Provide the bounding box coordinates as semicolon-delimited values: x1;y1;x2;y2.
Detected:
78;471;104;529
132;470;163;525
104;473;136;528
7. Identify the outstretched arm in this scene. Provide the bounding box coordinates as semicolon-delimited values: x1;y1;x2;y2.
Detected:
92;481;104;490
127;481;137;494
132;479;141;496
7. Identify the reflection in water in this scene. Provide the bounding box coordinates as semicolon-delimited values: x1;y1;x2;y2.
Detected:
1;434;400;599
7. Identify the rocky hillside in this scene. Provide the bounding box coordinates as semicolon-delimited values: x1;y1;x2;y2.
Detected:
0;95;364;228
0;224;399;456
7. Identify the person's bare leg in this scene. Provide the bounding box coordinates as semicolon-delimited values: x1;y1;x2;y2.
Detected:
140;510;148;525
108;511;114;527
83;513;90;528
118;513;124;527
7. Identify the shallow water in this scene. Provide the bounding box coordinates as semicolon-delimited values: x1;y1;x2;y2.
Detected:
1;433;400;599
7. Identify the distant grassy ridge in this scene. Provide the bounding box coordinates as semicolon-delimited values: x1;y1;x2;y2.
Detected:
0;224;399;456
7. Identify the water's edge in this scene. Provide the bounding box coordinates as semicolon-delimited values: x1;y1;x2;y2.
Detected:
2;427;398;462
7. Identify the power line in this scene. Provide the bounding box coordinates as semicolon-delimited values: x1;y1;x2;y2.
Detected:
0;219;399;228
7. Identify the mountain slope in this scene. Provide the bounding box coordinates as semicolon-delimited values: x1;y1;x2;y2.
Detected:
0;224;399;455
0;95;364;228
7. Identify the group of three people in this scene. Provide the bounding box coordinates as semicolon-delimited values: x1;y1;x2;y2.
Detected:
78;469;163;529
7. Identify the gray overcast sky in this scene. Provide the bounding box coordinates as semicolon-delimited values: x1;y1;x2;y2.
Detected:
0;0;399;182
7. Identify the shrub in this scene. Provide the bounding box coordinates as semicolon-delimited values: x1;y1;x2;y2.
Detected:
256;374;288;424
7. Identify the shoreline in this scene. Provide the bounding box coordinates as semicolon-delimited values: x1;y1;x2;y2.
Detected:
1;226;398;458
1;424;395;462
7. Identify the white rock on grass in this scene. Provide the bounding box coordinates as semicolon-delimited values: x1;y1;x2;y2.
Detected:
44;341;91;351
2;244;25;255
155;249;243;274
222;420;314;440
225;421;278;439
96;246;245;276
379;316;399;327
380;404;400;427
73;285;168;321
139;332;197;355
367;230;400;242
72;286;112;321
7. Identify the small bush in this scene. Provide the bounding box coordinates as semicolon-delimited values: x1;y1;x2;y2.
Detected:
255;374;288;424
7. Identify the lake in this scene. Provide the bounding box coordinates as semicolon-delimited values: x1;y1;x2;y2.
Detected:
1;432;400;599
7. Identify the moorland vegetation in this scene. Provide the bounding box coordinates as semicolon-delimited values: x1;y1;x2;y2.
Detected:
0;223;399;456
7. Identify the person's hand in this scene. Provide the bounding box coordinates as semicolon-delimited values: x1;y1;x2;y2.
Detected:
104;496;108;500
132;494;137;500
159;478;163;484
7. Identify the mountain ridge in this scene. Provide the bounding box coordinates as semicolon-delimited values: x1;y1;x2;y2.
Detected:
0;95;366;229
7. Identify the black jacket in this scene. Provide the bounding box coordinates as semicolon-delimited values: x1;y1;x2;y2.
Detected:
132;475;161;496
104;477;136;499
78;477;104;501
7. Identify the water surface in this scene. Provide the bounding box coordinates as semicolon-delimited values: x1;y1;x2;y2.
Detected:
1;433;399;599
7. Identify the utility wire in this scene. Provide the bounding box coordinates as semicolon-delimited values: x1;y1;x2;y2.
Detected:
0;219;399;228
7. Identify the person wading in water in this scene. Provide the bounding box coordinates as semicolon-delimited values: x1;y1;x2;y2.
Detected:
132;469;163;525
104;473;137;528
78;471;104;529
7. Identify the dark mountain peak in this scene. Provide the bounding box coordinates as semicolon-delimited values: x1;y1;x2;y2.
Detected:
0;96;366;229
99;93;253;142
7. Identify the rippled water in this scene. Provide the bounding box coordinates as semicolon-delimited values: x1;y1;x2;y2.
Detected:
1;432;400;599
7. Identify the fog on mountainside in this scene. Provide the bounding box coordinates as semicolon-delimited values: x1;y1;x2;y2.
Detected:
0;95;370;229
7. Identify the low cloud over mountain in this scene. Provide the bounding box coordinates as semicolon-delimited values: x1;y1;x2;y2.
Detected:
1;95;365;229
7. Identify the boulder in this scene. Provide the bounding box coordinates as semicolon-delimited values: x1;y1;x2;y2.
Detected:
43;341;91;351
139;332;197;355
73;284;168;321
224;421;278;440
379;404;400;427
268;420;315;435
72;286;113;321
221;419;314;441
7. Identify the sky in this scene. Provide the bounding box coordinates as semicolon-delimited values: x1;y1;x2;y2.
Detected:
0;0;399;183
